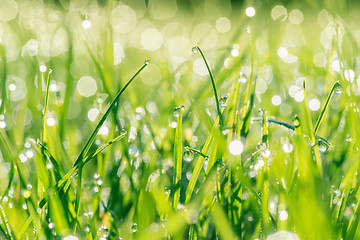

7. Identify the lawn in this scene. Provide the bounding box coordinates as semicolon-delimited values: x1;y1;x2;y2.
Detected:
0;0;360;239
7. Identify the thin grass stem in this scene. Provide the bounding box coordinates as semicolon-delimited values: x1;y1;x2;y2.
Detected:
193;46;222;127
313;81;342;136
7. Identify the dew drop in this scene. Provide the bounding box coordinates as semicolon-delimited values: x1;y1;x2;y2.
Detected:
261;148;271;158
183;149;194;162
128;145;139;157
48;69;53;74
256;142;267;151
120;129;127;135
292;115;300;128
172;107;181;117
144;59;150;65
192;46;198;53
258;109;265;116
317;139;330;152
180;105;185;111
219;97;228;107
334;82;343;95
131;223;138;233
282;143;293;153
239;72;248;83
48;222;55;229
23;189;31;199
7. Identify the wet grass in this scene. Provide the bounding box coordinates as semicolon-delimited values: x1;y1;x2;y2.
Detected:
0;1;360;240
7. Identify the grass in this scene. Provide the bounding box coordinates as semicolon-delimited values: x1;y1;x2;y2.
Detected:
0;0;360;239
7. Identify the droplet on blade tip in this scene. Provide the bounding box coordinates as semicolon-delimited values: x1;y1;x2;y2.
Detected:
183;149;194;162
219;96;228;107
334;82;343;95
172;107;181;117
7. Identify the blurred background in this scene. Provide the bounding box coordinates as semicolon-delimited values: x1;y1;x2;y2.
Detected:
1;0;359;164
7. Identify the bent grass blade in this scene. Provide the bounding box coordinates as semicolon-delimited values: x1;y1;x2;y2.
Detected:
72;61;148;168
40;60;146;208
314;81;342;136
193;46;223;127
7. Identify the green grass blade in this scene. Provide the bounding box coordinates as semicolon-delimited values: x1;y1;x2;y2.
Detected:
252;117;332;148
84;41;111;96
251;117;296;131
42;69;52;144
78;131;127;167
18;216;32;240
0;43;7;115
38;124;127;210
185;112;223;203
193;46;222;127
240;28;256;138
60;36;74;140
227;76;241;133
210;203;238;240
0;129;16;162
184;146;208;160
48;189;70;236
260;110;270;236
302;79;322;175
173;109;183;208
36;140;64;179
0;205;13;240
314;81;342;135
0;129;17;199
185;136;213;204
74;165;83;232
73;61;148;167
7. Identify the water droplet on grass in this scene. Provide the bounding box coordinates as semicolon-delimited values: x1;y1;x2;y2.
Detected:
128;145;139;157
239;72;248;83
261;149;271;158
256;143;267;151
120;129;127;135
180;105;185;111
219;97;228;107
192;46;198;53
282;143;293;153
292;115;300;128
183;149;194;162
131;223;138;232
173;107;181;117
48;222;55;229
144;59;150;65
317;139;330;152
258;109;264;116
334;82;343;95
